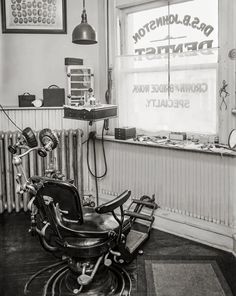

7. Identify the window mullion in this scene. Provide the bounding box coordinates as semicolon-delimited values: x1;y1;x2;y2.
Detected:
218;0;236;144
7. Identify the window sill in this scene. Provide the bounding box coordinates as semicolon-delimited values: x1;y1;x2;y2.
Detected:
97;135;236;157
0;106;63;111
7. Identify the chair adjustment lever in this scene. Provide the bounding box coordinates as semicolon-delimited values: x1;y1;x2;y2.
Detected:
59;208;69;214
36;222;50;237
77;255;103;286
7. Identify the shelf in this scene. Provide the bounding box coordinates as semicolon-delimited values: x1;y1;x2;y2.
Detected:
64;104;118;122
0;106;63;111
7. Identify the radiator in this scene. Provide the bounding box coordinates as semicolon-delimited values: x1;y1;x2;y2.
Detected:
95;140;236;228
0;129;83;213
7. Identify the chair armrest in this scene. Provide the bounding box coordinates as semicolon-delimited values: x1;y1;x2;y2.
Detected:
95;190;131;214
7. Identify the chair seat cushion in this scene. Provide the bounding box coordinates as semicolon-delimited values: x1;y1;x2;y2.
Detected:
43;207;130;258
59;208;130;257
65;207;129;233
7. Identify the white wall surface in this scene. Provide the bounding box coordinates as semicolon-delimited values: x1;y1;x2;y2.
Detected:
0;0;106;106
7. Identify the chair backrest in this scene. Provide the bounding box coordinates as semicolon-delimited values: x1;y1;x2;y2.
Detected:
35;179;84;224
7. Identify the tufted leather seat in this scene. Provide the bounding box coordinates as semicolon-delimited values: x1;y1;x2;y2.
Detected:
32;179;131;259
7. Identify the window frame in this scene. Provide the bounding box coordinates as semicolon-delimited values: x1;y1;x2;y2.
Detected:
108;0;236;144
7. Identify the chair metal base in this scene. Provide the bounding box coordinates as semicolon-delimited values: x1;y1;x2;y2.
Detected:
24;261;132;296
65;264;131;295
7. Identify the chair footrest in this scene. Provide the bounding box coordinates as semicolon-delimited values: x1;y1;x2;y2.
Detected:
124;210;154;222
125;230;148;254
131;198;158;208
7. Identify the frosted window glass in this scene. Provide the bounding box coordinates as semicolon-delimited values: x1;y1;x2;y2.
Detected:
116;0;218;135
115;52;217;134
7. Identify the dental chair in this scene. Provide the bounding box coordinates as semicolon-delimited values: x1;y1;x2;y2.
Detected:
9;128;158;295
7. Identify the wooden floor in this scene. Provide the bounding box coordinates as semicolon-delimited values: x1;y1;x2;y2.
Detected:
0;211;236;296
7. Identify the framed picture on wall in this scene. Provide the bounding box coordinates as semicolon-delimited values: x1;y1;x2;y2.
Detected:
1;0;67;34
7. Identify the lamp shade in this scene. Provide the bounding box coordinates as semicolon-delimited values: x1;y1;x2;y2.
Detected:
72;6;97;45
72;22;97;44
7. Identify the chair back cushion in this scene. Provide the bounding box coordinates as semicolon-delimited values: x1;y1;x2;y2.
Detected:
35;180;83;224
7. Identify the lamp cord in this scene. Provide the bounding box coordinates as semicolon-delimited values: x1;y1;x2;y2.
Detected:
107;0;109;89
0;104;23;132
83;0;85;10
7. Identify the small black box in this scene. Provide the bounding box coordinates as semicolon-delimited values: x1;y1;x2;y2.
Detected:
65;57;83;65
43;85;65;107
115;127;136;140
18;93;35;107
64;105;117;121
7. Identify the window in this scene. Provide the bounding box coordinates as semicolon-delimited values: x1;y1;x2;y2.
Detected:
113;0;218;135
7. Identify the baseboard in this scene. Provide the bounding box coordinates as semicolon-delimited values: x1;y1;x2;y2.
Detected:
154;209;235;255
98;193;236;256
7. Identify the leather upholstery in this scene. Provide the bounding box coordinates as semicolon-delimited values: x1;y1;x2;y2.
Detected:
33;180;131;259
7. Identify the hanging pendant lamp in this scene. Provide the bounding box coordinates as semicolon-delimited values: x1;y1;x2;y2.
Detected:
72;0;97;45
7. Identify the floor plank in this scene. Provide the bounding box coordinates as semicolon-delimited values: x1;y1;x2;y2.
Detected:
0;211;235;296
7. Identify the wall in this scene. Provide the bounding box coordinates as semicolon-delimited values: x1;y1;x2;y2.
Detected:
94;139;236;255
0;0;107;106
0;0;107;197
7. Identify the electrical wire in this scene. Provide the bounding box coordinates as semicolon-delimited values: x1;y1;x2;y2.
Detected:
92;134;99;205
43;265;68;296
87;121;107;179
82;137;89;145
87;121;108;205
51;267;68;296
24;261;66;295
107;0;109;82
0;104;23;132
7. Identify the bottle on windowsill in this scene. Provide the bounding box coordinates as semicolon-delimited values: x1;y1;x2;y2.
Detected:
88;88;96;106
89;95;96;106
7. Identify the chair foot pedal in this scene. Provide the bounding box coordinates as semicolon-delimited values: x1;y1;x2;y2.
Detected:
125;229;148;254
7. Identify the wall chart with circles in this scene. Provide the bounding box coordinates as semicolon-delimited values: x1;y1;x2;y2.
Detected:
1;0;66;33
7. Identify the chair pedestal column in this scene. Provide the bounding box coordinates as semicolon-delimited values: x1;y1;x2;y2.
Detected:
65;263;131;295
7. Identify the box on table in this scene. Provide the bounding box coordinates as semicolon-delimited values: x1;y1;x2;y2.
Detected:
115;127;136;140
